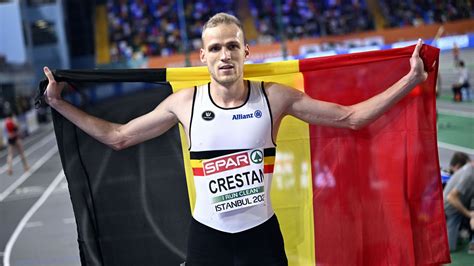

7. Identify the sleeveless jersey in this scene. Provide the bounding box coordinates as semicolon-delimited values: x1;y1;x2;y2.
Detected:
189;80;276;233
5;118;18;137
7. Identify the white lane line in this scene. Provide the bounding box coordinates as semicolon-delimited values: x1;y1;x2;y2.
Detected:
0;133;56;175
3;171;65;266
24;221;44;228
437;108;474;118
438;142;474;155
0;146;58;202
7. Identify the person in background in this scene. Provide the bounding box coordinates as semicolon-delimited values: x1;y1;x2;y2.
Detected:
452;60;470;102
442;152;470;186
449;152;471;175
443;154;474;253
4;112;29;175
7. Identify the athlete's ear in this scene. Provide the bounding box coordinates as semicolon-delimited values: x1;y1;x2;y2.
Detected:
244;44;250;59
200;48;206;63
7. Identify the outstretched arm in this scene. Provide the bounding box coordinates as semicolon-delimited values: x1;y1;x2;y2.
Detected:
271;39;430;130
43;67;181;150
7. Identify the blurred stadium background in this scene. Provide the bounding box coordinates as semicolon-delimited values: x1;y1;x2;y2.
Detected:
0;0;473;265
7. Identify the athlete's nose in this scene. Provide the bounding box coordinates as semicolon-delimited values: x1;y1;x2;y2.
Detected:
220;47;231;61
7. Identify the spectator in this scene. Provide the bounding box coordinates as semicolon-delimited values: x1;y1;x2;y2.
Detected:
106;0;236;62
449;152;471;175
380;0;473;28
250;0;374;41
443;156;474;253
106;0;379;62
441;152;470;187
105;0;473;62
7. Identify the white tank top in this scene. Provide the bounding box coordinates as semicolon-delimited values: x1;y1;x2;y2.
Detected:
189;80;276;233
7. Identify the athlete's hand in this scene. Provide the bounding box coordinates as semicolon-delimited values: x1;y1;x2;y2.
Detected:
409;39;432;84
43;66;66;105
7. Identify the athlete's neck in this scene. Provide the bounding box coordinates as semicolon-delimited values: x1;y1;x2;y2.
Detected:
210;79;248;108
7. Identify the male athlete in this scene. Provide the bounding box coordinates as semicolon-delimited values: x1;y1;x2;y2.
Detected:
44;13;429;265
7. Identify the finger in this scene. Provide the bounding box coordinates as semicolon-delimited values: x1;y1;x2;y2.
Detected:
43;66;55;83
412;39;423;57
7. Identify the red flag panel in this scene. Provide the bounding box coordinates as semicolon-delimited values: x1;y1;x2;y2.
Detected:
300;45;449;265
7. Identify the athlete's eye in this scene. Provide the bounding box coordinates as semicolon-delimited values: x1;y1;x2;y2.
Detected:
228;44;239;50
209;45;221;52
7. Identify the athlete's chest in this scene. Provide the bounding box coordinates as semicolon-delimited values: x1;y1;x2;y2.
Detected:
189;82;273;150
191;107;271;148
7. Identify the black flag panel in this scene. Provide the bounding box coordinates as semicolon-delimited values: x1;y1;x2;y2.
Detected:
48;80;191;265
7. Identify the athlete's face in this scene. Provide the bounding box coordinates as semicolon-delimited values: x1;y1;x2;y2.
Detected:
200;24;249;86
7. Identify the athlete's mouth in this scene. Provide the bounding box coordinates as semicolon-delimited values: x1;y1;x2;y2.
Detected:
218;65;234;70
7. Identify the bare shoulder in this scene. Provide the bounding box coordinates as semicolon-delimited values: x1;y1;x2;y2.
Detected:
163;87;196;124
164;87;195;108
170;87;195;101
262;81;306;120
263;81;304;104
264;81;286;91
264;82;301;95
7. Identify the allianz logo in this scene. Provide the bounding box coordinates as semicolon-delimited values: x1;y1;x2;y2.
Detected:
232;110;262;120
232;113;253;120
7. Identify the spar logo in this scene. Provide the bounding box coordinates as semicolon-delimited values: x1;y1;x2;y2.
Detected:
202;152;250;175
203;150;264;175
203;152;250;175
250;150;263;164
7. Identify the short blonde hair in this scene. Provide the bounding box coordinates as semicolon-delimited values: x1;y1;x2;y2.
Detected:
202;13;245;41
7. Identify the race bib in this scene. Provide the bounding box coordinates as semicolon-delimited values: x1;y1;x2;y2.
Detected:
202;149;266;214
